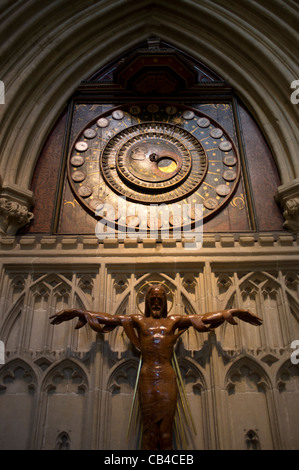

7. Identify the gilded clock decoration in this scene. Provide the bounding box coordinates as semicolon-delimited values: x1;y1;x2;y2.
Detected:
223;155;237;166
83;128;97;139
75;142;88;152
71;171;86;182
219;141;233;152
78;185;93;198
197;117;210;128
97;117;109;128
70;155;85;167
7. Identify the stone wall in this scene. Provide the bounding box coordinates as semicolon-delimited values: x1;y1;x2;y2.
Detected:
0;234;298;449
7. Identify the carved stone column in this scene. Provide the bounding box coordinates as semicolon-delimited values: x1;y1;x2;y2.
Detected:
276;179;299;232
0;182;34;235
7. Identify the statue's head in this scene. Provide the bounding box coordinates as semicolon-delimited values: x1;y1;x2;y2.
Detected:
144;284;168;318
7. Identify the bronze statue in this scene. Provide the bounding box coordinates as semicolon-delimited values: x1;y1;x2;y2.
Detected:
50;283;262;450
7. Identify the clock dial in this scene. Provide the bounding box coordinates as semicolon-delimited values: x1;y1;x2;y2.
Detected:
101;122;206;203
67;103;240;233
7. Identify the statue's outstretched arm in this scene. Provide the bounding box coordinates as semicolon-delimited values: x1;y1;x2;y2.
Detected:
173;314;210;332
201;308;263;328
50;308;125;333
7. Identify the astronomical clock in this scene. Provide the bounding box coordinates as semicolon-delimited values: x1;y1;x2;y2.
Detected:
27;39;283;235
67;103;240;235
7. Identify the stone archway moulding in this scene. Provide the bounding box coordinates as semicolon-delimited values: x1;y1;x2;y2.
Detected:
0;0;298;233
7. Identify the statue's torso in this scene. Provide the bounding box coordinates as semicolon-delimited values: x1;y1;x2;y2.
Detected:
132;315;178;368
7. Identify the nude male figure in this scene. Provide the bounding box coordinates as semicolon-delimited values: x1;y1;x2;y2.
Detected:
50;284;262;450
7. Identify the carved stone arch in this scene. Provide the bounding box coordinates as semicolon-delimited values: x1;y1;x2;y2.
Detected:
275;359;299;449
112;273;129;294
77;273;94;290
276;359;299;393
29;272;73;292
107;357;140;394
25;273;91;352
0;358;37;450
220;273;281;352
104;357;140;450
77;274;94;307
179;291;208;353
113;288;130;316
284;272;299;298
0;294;24;348
285;290;299;326
1;1;297;199
214;281;238;346
180;293;193;317
135;272;176;289
174;357;209;449
73;293;86;310
31;281;51;299
225;356;270;394
37;358;89;450
261;279;280;299
225;356;277;449
216;273;250;311
135;271;175;286
8;274;26;303
51;281;71;313
34;356;52;372
0;357;37;393
177;357;206;395
72;292;94;348
213;283;241;351
72;278;96;351
180;288;198;316
182;273;197;295
28;273;73;326
236;271;279;300
104;290;130;356
41;357;89;394
220;290;236;315
52;282;71;298
240;279;259;300
216;273;233;296
238;271;279;287
259;276;290;349
215;272;260;313
27;279;61;352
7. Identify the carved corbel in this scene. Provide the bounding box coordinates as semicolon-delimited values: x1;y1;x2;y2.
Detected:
0;197;34;235
276;179;299;232
281;197;299;232
0;182;34;235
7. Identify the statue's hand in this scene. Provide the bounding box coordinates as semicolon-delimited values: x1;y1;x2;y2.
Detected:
224;308;263;326
49;309;87;329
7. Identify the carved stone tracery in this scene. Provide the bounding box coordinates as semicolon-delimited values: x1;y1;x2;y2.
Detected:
0;265;299;449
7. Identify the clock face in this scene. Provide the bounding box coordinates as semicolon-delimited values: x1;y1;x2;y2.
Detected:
67;103;240;233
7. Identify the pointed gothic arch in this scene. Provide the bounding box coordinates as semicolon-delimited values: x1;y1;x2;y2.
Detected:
36;358;89;450
0;358;37;450
1;1;297;200
225;356;279;449
104;357;141;450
